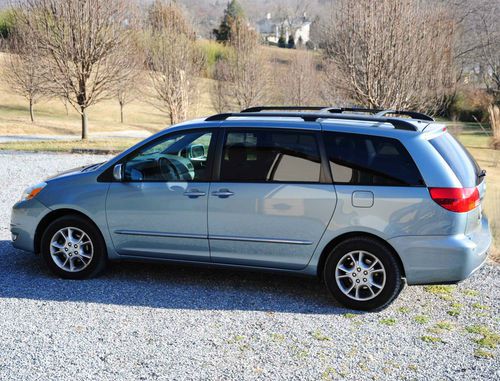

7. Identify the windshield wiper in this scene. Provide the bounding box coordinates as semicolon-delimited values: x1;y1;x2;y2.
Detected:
82;162;104;172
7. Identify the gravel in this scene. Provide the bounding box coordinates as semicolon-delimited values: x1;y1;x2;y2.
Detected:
0;151;499;380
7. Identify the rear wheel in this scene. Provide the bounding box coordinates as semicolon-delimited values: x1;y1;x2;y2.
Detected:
323;237;403;311
40;215;107;279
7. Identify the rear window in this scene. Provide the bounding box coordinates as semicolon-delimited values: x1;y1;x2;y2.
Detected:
324;132;424;186
429;133;482;187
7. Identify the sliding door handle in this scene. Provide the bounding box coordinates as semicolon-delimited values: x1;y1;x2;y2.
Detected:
212;189;235;198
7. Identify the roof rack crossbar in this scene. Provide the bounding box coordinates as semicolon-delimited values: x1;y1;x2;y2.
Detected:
205;112;419;131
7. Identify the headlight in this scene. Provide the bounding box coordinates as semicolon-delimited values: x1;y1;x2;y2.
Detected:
20;182;47;202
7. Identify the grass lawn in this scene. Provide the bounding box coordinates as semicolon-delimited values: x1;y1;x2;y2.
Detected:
0;52;216;138
0;138;141;153
457;135;500;260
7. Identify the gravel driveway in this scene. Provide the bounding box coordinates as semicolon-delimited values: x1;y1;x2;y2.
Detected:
0;152;499;380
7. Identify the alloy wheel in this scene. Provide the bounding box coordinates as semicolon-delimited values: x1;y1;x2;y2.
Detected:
49;227;94;273
335;250;386;301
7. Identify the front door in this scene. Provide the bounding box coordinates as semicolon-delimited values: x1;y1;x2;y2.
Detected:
106;129;216;261
208;128;337;270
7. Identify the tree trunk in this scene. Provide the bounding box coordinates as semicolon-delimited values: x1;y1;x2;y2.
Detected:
29;99;34;123
63;99;69;116
81;107;88;140
120;102;124;124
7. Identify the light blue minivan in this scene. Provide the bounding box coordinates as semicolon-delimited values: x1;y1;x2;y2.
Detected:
11;107;492;310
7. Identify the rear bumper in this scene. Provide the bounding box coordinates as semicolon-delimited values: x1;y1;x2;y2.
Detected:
388;216;492;285
10;198;49;253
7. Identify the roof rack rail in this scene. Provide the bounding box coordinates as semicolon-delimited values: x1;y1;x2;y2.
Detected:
323;107;433;121
242;106;330;113
375;110;434;121
205;112;419;131
323;107;383;114
243;106;434;121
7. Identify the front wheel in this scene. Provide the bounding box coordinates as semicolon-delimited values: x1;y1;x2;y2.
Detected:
323;237;404;311
40;215;107;279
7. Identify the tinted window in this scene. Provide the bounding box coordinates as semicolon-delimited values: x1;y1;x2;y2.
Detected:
124;131;213;182
324;132;423;186
430;133;482;187
221;130;321;182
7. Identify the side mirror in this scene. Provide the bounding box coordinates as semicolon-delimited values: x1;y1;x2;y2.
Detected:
189;144;205;159
113;164;123;181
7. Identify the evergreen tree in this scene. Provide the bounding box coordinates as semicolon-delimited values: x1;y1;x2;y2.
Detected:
287;35;295;49
278;27;286;48
213;0;245;42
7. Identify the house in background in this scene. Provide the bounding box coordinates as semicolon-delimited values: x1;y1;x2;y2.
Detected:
256;13;311;46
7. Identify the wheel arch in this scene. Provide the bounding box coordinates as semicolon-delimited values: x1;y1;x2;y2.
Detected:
34;208;103;254
316;232;406;279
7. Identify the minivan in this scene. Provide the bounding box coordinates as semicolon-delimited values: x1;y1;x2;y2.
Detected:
11;107;491;310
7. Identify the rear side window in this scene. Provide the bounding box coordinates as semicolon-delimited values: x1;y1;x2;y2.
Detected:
430;133;482;187
324;132;424;186
220;130;321;183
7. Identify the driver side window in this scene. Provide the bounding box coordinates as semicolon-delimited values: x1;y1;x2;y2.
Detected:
124;130;213;182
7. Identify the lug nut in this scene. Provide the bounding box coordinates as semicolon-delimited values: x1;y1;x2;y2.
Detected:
357;268;361;272
364;271;368;275
356;279;360;283
352;273;356;277
363;278;367;282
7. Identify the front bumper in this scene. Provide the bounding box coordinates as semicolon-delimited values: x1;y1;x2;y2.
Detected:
10;198;50;253
389;216;492;285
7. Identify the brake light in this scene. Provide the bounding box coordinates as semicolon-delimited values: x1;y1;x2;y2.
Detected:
429;187;480;213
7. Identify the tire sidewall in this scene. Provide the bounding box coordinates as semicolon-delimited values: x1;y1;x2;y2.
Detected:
324;238;402;311
41;215;106;279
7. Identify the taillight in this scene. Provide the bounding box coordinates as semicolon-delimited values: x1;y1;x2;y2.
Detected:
429;187;480;213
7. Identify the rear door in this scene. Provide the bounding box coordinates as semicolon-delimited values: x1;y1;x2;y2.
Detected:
207;128;337;270
322;131;433;237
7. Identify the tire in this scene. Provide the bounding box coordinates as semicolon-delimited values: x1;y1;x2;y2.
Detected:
323;237;403;311
40;215;107;279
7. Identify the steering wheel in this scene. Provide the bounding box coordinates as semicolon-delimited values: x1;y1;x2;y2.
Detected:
158;157;180;181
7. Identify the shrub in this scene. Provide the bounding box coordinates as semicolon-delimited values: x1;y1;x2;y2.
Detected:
448;89;492;122
197;40;230;76
0;9;15;39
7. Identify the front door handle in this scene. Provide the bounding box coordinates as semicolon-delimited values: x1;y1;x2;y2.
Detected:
212;189;235;198
183;189;206;198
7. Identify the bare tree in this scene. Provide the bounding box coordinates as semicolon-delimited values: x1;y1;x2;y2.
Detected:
443;0;499;93
3;31;46;122
116;73;139;124
278;50;319;106
211;19;268;111
211;60;231;113
473;5;500;102
490;104;500;149
145;1;204;125
116;45;144;124
15;0;136;139
321;0;456;113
